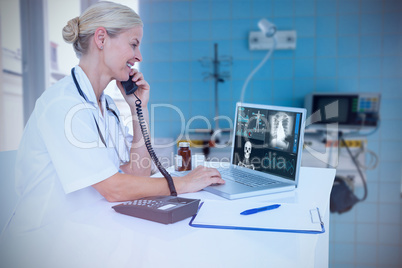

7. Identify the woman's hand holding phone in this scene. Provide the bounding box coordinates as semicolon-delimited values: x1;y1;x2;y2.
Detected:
117;68;150;108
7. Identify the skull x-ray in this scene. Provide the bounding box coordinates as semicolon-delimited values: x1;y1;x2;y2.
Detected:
269;112;294;151
238;141;255;170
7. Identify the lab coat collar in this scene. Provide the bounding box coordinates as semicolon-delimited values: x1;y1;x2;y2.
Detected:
73;65;105;108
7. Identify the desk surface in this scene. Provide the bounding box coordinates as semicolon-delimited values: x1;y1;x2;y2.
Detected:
0;166;335;268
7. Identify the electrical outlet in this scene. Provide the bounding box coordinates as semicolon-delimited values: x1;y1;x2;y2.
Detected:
249;30;297;50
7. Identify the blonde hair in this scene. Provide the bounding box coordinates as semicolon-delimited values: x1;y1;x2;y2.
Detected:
62;1;143;58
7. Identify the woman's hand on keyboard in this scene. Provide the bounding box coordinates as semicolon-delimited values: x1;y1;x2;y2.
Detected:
176;166;225;194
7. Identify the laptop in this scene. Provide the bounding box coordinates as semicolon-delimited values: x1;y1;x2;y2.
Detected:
204;102;306;199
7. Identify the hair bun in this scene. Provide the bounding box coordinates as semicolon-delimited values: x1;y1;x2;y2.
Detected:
62;17;80;44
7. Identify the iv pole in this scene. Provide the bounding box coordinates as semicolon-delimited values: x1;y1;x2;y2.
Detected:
199;43;232;134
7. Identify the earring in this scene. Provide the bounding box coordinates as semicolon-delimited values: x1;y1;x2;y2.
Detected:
100;46;103;50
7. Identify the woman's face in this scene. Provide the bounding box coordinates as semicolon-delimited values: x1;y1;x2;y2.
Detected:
104;26;143;81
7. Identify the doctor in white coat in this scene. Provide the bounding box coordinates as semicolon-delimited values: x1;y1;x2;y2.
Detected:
0;2;224;266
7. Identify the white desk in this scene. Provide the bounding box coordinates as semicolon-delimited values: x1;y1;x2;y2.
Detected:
0;166;335;268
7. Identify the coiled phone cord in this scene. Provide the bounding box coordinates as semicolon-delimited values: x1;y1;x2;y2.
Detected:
133;95;178;196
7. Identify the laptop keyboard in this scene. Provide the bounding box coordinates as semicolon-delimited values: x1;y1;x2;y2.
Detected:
217;168;279;188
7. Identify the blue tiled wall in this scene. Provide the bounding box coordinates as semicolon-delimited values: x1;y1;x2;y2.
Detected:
139;0;402;267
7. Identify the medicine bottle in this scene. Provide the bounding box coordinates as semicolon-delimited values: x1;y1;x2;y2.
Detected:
177;142;192;171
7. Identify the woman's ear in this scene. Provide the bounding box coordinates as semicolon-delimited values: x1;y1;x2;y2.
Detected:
94;27;107;50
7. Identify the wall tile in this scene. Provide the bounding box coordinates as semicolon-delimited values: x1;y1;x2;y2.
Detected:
232;37;251;59
171;21;190;41
377;245;401;266
294;0;315;16
171;41;190;61
338;36;359;56
273;79;293;99
379;203;401;224
315;78;337;92
211;20;232;40
171;61;190;81
295;37;315;58
382;78;402;99
380;119;402;141
152;1;171;22
251;0;273;19
189;100;213;121
231;19;252;40
379;182;402;203
333;222;356;242
293;79;314;98
151;22;171;42
171;1;190;21
316;58;337;78
316;37;337;57
191;40;213;61
360;13;383;35
190;1;210;20
359;57;382;78
361;1;383;14
294;58;315;78
378;224;401;245
171;81;190;101
316;0;337;15
191;80;213;101
232;0;251;19
273;58;294;79
383;12;402;34
252;59;272;79
357;223;378;243
294;16;315;36
384;0;402;12
382;34;402;56
380;99;401;119
151;61;171;81
316;16;337;36
337;78;359;92
338;0;360;15
332;242;355;263
232;59;252;80
355;244;378;265
273;0;294;17
360;35;382;56
338;15;360;36
191;20;211;40
251;80;273;101
150;81;171;101
211;0;231;20
382;56;402;78
359;78;381;93
338;57;359;78
151;42;171;61
355;202;378;223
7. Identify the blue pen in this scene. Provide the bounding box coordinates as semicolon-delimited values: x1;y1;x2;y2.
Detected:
240;204;281;215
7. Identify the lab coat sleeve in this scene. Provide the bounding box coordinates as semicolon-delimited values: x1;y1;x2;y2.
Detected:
36;95;119;194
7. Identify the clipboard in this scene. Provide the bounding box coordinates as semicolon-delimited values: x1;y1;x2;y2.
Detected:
189;200;325;234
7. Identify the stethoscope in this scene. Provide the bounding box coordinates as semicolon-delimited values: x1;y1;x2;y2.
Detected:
71;67;130;165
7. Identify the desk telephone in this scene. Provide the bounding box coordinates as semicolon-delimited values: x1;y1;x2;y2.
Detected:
112;75;200;224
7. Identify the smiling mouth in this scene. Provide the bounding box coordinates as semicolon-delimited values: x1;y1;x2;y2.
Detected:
127;63;134;69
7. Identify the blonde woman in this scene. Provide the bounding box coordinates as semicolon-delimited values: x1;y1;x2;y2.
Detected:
2;1;224;238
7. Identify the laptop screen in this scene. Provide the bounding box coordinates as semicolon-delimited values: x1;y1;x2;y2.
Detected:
232;104;303;181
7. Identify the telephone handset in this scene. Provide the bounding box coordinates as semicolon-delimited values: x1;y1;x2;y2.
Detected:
113;76;200;224
121;75;138;95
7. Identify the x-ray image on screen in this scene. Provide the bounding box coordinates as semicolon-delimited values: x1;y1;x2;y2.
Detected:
269;112;294;151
